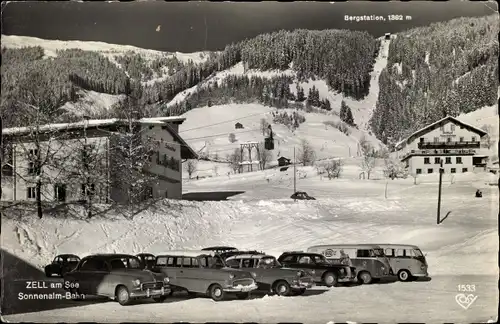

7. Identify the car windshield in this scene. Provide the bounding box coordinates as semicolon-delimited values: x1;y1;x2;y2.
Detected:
257;257;281;268
413;249;424;257
373;248;385;257
110;257;143;270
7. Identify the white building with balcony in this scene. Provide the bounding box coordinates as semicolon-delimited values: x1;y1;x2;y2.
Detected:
395;116;488;175
1;117;197;203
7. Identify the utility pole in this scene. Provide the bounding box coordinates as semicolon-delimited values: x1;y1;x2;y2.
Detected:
293;146;297;194
437;160;444;224
0;116;2;217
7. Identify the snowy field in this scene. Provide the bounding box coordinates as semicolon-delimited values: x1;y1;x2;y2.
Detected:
1;163;498;323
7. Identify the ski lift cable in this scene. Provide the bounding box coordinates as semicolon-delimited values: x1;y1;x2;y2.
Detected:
179;112;269;133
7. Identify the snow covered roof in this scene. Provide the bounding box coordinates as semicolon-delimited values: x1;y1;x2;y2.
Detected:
1;117;185;136
2;116;198;159
395;116;488;150
156;250;216;257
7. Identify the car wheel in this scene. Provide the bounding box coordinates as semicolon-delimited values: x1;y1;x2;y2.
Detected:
152;295;167;303
208;284;226;301
323;271;338;287
273;280;291;296
358;271;373;284
115;285;132;306
397;270;411;282
235;292;250;300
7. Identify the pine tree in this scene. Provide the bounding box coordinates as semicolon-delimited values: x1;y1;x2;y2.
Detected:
340;100;355;126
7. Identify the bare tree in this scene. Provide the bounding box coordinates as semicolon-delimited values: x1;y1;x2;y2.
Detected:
109;85;160;206
228;133;237;143
227;148;242;173
297;139;316;166
260;118;270;135
481;124;492;149
185;159;198;179
257;142;273;169
319;159;344;179
383;157;408;180
11;85;70;218
63;135;109;218
359;136;376;179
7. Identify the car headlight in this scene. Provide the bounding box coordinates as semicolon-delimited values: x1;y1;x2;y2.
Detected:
163;277;170;283
229;274;235;279
250;272;257;278
133;279;141;287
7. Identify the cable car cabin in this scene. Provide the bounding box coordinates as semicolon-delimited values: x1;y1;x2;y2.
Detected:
265;137;274;150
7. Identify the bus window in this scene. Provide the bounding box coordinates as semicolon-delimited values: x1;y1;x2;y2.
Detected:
385;248;394;257
413;249;424;257
396;249;405;257
357;249;371;257
373;248;384;257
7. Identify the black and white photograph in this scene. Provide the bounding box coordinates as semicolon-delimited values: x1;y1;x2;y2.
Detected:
0;0;498;322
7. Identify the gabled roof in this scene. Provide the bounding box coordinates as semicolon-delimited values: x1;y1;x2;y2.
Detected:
395;116;488;149
1;116;198;160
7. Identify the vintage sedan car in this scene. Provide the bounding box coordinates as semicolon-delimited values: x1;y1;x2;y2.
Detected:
45;254;80;277
136;253;156;270
63;254;171;306
201;246;238;254
277;251;356;287
291;191;316;200
152;250;258;301
225;253;314;296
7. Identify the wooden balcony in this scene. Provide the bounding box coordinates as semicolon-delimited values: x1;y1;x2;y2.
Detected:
401;148;477;161
418;141;480;149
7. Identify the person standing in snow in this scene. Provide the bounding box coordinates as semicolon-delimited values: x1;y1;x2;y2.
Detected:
339;249;353;279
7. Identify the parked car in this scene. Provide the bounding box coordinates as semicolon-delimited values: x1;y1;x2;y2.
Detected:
153;250;258;301
136;253;156;270
201;246;238;254
225;253;314;296
291;191;316;200
277;251;356;287
44;254;80;277
63;254;171;306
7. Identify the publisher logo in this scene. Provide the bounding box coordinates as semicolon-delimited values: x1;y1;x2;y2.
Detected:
455;293;478;310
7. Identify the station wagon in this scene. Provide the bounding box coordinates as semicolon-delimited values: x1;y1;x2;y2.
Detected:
153;250;258;301
63;254;171;306
375;244;429;281
225;253;314;296
307;244;393;284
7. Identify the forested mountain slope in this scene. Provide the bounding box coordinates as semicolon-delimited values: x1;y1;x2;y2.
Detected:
370;14;498;146
1;14;498;149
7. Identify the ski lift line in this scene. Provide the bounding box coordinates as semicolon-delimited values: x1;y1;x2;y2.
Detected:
179;112;268;133
182;128;263;141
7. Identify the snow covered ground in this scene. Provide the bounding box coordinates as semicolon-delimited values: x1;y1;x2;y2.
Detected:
1;164;498;322
178;103;382;166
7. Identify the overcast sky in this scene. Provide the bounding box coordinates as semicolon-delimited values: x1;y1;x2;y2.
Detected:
2;1;498;52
